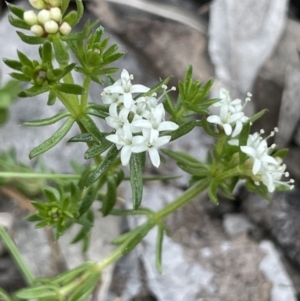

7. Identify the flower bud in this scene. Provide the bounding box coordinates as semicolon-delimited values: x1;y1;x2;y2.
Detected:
30;24;44;37
44;20;59;33
29;0;46;9
23;10;38;26
37;9;51;25
59;22;72;35
50;7;62;22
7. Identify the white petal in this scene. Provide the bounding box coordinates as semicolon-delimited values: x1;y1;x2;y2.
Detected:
158;121;179;132
121;69;130;80
104;86;124;94
120;145;132;166
123;92;133;108
207;115;222;124
130;84;150;94
252;159;261;175
132;119;152;129
106;134;122;145
154;136;171;148
132;145;148;153
148;147;160;168
223;124;232;136
232;121;242;137
240;146;256;158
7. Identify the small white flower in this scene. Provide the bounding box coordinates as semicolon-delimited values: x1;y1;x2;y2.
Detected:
104;69;150;108
208;88;249;137
105;103;129;130
106;121;145;166
132;130;171;168
24;10;38;26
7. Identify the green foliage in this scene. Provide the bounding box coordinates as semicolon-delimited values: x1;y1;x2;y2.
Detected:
0;79;21;125
68;26;124;84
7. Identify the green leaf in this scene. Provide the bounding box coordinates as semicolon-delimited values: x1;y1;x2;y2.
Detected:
249;109;267;123
272;148;288;158
78;114;103;142
87;145;119;186
156;226;164;274
3;58;23;71
69;133;95;143
17;31;44;45
73;0;84;27
69;272;100;301
202;117;222;138
15;286;57;299
17;50;33;68
53;39;69;65
47;90;56;105
24;111;71;127
55;83;85;95
29;117;75;159
78;187;97;217
26;213;43;222
9;72;30;81
44;187;60;203
170;120;200;141
130;152;145;210
0;288;13;301
208;180;219;205
84;140;112;159
142;76;171;98
60;63;76;79
18;85;49;98
177;163;209;177
101;175;117;216
87;108;108;119
0;109;8;125
42;41;52;64
163;93;176;116
8;15;30;30
62;10;77;26
61;0;71;14
6;2;25;19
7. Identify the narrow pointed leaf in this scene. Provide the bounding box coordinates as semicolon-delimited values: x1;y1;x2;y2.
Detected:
42;41;52;64
84;140;112;159
24;111;70;127
87;145;119;186
9;15;30;30
208;180;219;205
249;109;267;123
61;0;71;14
18;85;48;97
53;39;69;65
17;50;33;68
73;0;84;27
78;186;97;217
47;90;56;105
6;2;25;19
170;120;200;141
55;83;84;95
3;58;23;71
15;287;56;299
101;175;117;216
69;133;95;143
272;148;288;159
29;117;75;159
17;31;44;45
202;117;222;138
130;152;145;210
10;72;30;81
78;114;103;142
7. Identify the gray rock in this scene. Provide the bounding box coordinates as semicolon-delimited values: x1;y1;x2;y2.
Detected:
294;122;300;146
275;66;300;148
259;240;297;301
242;190;300;268
209;0;288;98
223;213;255;238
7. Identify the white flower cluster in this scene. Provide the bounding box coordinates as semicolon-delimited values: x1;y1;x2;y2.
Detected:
207;88;250;145
24;0;71;37
103;69;179;168
241;129;294;192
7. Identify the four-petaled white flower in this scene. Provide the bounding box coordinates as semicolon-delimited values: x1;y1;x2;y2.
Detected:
103;69;150;108
207;88;249;138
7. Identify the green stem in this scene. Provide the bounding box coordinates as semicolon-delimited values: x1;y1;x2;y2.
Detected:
80;76;91;111
154;178;210;220
0;172;80;180
215;166;241;181
0;225;35;285
56;91;81;118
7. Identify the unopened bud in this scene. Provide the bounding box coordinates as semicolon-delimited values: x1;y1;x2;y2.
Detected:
29;0;46;9
31;24;44;37
23;10;38;26
44;20;59;33
38;9;51;25
50;7;62;22
59;22;72;35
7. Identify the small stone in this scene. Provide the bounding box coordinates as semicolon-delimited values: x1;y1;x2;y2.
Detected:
223;213;255;238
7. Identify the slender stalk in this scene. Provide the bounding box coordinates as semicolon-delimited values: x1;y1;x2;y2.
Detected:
0;225;35;285
154;178;210;220
0;172;80;180
56;91;81;118
81;76;91;110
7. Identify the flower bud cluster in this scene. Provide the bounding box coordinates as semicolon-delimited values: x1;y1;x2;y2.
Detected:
240;129;294;192
207;88;250;145
24;1;71;37
102;69;179;168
